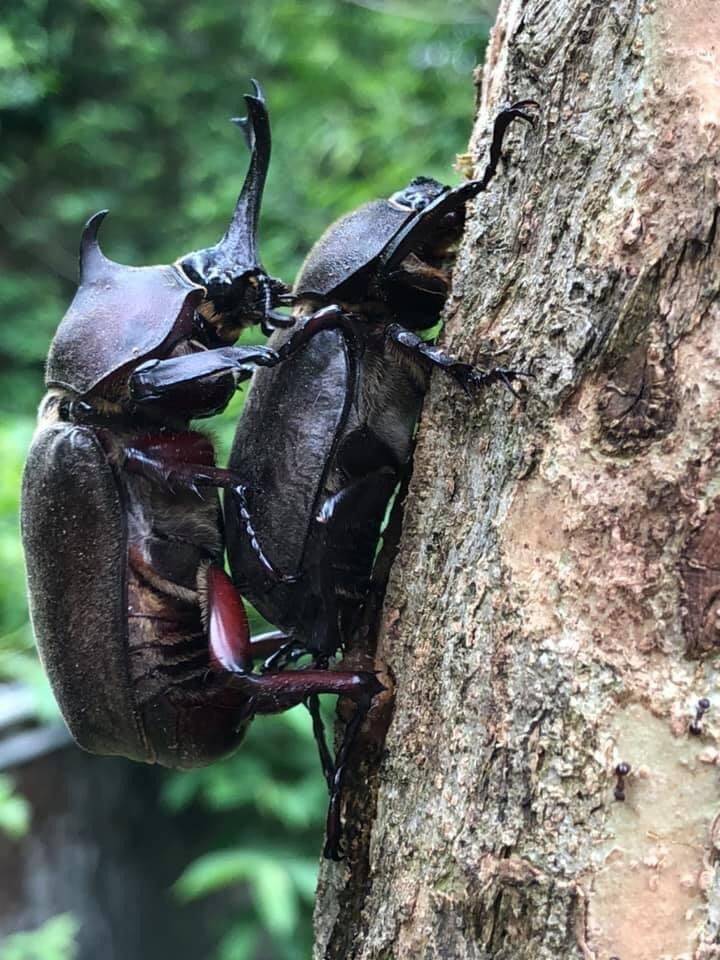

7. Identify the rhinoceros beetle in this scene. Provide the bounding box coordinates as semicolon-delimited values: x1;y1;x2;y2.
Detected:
224;100;537;661
213;100;537;856
120;83;389;859
21;86;381;801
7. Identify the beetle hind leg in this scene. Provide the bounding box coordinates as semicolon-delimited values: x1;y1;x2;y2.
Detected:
307;693;336;793
322;693;374;861
218;666;383;858
204;566;383;856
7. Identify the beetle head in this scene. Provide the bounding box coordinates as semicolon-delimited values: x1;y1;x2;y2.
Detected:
178;81;292;341
295;177;453;302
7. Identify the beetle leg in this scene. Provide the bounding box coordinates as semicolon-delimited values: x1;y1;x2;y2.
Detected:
202;567;297;670
378;99;539;275
129;345;278;418
248;630;295;663
385;323;530;397
261;638;308;672
295;467;399;662
270;304;362;363
119;437;295;583
306;693;336;793
323;694;375;860
205;565;383;857
261;305;296;336
203;563;253;671
224;669;380;860
314;468;398;587
230;485;299;585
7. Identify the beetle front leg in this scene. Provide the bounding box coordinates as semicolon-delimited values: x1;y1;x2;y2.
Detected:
129;345;278;419
386;323;529;398
270;304;362;363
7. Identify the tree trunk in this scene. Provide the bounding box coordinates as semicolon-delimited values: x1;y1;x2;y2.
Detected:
314;1;720;957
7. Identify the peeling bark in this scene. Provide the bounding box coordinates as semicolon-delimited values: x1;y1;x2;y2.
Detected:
314;2;720;958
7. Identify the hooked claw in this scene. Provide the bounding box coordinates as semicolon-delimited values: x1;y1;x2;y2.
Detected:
260;309;296;338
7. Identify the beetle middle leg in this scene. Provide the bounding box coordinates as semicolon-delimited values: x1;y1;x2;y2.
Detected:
109;432;293;584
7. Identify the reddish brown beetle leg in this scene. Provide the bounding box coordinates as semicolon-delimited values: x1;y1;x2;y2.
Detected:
203;564;382;860
205;565;290;671
205;565;252;672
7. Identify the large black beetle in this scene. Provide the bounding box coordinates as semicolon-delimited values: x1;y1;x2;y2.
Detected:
223;101;537;660
198;100;537;856
21;86;380;787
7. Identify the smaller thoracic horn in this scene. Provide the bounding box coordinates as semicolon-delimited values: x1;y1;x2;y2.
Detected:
78;209;111;284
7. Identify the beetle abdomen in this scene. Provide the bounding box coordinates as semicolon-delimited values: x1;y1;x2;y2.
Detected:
21;422;149;761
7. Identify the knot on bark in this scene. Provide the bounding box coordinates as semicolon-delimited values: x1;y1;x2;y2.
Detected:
596;332;676;454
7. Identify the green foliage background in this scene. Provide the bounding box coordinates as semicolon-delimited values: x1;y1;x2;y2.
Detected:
0;1;490;957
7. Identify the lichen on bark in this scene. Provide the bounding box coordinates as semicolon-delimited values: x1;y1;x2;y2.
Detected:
314;3;720;958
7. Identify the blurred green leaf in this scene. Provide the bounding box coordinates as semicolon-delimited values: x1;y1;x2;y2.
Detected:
253;861;298;938
0;914;79;960
0;774;31;838
217;927;259;960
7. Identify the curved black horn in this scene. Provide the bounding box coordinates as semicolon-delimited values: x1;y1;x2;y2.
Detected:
79;209;110;283
221;79;271;269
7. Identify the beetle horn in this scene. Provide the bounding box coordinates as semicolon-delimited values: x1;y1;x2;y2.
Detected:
220;78;270;269
79;209;111;283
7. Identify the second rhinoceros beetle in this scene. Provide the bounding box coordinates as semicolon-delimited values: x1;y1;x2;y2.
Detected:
21;86;381;858
225;101;537;659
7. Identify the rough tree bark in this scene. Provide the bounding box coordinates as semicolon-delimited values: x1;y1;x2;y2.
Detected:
314;1;720;958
